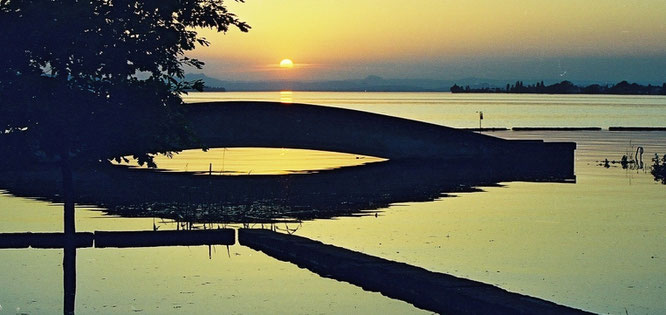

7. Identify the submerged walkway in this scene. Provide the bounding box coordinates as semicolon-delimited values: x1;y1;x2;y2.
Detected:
0;229;235;248
2;228;592;313
239;229;591;314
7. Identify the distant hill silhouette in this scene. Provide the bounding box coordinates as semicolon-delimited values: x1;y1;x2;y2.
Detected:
451;80;666;95
184;74;511;92
183;73;227;91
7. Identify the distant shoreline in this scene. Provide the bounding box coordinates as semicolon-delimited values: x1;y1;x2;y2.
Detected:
465;127;666;132
197;89;666;95
185;73;666;94
451;80;666;95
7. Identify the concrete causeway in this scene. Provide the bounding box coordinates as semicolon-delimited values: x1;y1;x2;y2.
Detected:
0;229;235;249
184;101;576;178
239;229;592;314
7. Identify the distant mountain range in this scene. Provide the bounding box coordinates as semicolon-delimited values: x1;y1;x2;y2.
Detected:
183;73;639;93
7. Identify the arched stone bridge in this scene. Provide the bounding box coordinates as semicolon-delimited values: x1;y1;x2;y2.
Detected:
184;101;575;178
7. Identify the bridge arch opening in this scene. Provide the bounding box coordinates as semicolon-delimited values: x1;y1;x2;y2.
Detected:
113;147;388;175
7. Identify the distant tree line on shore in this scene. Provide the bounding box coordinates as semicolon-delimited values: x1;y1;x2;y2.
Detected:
450;80;666;95
184;85;226;92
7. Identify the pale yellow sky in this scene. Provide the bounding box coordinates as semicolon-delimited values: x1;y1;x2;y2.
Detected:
189;0;666;81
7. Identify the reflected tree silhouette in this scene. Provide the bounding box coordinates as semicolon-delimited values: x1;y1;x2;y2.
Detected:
651;154;666;184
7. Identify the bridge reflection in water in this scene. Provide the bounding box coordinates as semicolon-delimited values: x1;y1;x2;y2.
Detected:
0;101;576;223
0;156;575;224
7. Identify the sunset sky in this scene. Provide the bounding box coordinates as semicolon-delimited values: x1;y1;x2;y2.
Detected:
188;0;666;83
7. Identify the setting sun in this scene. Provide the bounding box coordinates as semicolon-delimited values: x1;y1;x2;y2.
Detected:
279;58;294;68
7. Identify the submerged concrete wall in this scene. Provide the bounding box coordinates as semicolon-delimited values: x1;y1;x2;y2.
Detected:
0;230;235;249
184;101;575;178
239;229;591;314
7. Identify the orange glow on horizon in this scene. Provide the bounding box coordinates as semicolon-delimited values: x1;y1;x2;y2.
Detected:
189;0;666;81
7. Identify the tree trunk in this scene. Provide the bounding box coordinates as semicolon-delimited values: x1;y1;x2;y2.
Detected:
61;157;76;235
61;157;76;315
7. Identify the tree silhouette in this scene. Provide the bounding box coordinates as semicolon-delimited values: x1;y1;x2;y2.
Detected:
1;0;249;168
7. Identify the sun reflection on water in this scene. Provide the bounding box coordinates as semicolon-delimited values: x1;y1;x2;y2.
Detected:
114;147;386;175
279;90;293;103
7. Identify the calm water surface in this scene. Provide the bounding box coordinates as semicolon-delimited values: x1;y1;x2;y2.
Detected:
184;91;666;128
1;92;665;314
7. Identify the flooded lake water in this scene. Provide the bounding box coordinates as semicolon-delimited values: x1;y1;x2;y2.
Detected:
1;92;665;314
185;91;666;129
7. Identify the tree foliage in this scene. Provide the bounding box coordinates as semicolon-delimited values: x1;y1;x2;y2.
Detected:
0;0;249;167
